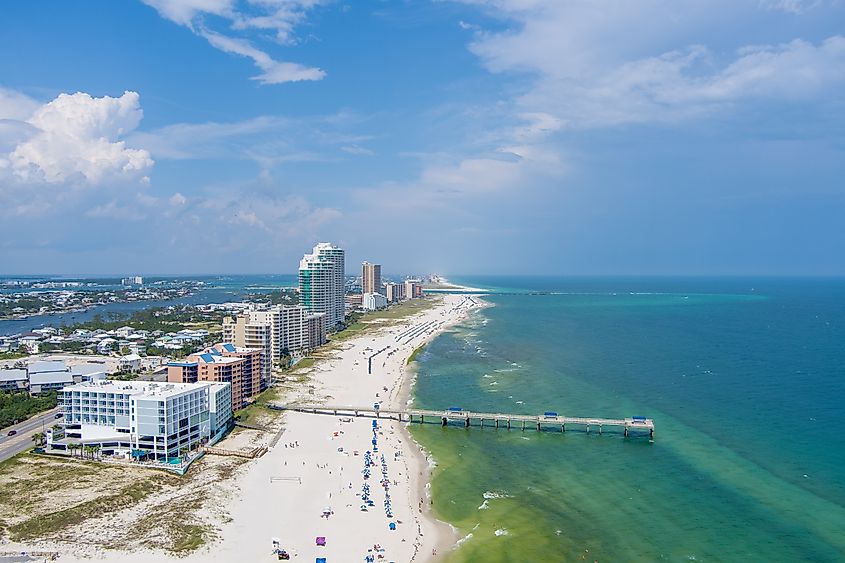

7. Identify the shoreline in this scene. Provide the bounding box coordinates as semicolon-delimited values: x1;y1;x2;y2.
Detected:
0;294;482;562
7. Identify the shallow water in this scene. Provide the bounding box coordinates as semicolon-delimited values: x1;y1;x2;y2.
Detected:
410;278;845;562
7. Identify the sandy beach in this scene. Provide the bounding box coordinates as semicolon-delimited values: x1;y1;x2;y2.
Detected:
204;293;477;563
4;294;478;563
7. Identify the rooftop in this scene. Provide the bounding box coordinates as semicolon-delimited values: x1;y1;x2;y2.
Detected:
63;379;212;399
28;360;68;374
0;369;27;382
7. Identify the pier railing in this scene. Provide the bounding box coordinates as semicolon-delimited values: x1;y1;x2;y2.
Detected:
268;403;654;438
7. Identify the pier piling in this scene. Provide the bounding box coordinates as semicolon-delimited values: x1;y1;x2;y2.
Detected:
275;404;655;440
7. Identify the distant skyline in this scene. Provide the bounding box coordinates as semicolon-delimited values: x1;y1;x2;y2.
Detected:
1;1;844;276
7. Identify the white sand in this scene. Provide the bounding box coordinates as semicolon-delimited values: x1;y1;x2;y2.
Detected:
22;294;478;563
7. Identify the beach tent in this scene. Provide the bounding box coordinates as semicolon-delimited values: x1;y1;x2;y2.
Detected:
389;522;396;531
316;537;326;546
316;559;326;563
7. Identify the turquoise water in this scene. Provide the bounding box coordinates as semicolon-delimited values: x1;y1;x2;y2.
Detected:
410;278;845;562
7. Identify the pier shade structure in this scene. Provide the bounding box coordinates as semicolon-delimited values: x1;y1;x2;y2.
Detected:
270;404;655;439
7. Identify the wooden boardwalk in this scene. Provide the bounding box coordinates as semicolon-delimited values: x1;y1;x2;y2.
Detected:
269;403;655;438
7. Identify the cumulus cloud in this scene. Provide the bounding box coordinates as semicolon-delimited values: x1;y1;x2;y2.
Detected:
4;91;153;185
142;0;326;84
461;1;845;129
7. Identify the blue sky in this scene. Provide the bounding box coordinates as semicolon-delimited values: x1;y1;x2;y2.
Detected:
1;0;843;276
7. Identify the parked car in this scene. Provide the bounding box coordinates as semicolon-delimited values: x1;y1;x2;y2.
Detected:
6;430;17;436
54;413;64;419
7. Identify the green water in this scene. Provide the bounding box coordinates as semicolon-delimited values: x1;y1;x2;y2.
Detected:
410;278;845;562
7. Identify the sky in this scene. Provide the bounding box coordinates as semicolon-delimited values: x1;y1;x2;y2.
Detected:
1;0;844;276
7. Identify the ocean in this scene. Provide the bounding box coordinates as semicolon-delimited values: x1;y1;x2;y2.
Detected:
410;277;845;562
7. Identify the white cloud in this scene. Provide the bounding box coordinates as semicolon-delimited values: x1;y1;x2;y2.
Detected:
142;0;234;26
200;28;325;84
0;87;40;121
3;91;153;185
142;0;326;84
461;1;845;129
341;144;375;156
759;0;821;14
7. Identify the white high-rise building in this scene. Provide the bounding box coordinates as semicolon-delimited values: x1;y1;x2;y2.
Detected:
363;292;388;311
56;380;232;461
225;304;322;361
299;243;345;327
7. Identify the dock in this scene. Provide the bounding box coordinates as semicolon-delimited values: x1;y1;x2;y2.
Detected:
269;404;655;438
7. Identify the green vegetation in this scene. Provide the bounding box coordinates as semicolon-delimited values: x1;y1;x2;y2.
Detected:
0;351;28;361
64;306;224;334
330;297;439;343
407;344;426;365
0;391;57;430
235;385;283;426
244;288;299;306
7;476;169;542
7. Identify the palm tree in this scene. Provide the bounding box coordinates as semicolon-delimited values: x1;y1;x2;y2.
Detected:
92;445;101;460
31;432;45;447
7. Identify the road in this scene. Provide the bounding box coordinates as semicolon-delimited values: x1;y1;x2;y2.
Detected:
0;407;61;463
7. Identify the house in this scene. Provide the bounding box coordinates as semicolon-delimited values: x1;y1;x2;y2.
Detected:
96;338;117;354
114;326;135;339
119;354;142;373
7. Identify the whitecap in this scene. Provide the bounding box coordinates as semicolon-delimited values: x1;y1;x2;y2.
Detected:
494;528;508;537
455;533;474;547
478;500;489;510
483;490;512;500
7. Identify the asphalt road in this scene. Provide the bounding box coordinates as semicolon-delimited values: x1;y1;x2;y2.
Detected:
0;407;61;463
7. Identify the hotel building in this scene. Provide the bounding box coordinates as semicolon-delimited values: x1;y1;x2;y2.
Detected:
306;312;327;348
362;261;382;295
221;316;273;389
363;292;388;311
384;282;406;303
56;380;232;461
167;344;261;410
405;279;423;299
223;305;326;361
299;242;345;326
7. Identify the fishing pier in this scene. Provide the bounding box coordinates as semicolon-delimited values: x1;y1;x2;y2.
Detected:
270;404;655;438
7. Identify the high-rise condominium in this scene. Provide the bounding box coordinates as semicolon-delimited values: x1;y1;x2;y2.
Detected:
299;242;345;326
362;261;382;295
